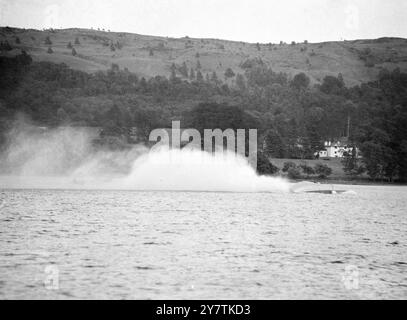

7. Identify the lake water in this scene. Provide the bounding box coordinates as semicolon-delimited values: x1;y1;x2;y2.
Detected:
0;185;406;299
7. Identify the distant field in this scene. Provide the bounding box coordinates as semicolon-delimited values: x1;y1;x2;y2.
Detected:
1;27;407;85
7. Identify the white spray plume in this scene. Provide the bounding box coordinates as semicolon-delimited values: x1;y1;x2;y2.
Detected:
122;148;289;192
0;122;289;192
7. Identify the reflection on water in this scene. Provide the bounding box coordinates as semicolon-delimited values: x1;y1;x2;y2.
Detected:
0;185;406;299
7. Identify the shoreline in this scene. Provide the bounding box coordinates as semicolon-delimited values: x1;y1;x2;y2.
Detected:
288;177;407;186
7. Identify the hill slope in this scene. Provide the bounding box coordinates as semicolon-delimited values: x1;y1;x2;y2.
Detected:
1;27;407;86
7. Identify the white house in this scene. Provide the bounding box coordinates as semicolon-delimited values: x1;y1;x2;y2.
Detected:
316;138;360;158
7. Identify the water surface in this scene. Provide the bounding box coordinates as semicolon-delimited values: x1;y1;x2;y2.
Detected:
0;185;406;299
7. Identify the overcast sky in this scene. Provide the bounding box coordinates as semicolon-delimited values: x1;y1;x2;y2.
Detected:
1;0;406;43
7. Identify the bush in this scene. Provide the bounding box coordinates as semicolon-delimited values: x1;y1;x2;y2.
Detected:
291;73;310;90
44;36;52;45
300;163;315;177
287;167;302;179
179;62;188;77
342;149;365;177
239;58;264;70
282;161;297;172
365;59;375;68
257;152;279;176
314;163;332;178
224;68;235;79
0;40;12;51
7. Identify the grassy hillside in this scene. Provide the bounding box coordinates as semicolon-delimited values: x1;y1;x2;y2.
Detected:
1;27;407;86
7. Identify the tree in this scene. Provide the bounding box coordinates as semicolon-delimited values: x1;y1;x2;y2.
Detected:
102;105;126;128
72;48;77;56
299;162;315;177
111;63;120;73
301;126;323;159
256;43;261;51
287;167;302;179
45;36;52;45
235;74;246;91
338;73;344;86
221;84;230;94
16;50;32;65
353;70;407;182
0;40;12;51
342;146;365;177
291;72;310;90
67;41;73;49
196;70;204;82
15;37;21;44
179;62;188;78
74;37;80;45
210;71;218;84
224;68;235;79
320;75;345;95
188;102;259;134
365;57;375;68
314;163;333;178
189;68;195;80
257;152;279;176
282;162;302;179
359;139;393;181
149;49;154;56
283;162;297;173
264;129;286;158
169;63;178;82
47;47;53;54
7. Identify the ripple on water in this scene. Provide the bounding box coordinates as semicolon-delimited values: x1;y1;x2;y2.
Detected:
0;186;406;299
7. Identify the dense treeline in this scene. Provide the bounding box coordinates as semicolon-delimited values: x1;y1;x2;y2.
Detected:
0;52;406;181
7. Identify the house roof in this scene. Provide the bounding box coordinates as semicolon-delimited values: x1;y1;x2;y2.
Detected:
325;137;350;147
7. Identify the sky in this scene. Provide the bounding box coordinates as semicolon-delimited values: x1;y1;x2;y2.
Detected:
0;0;406;43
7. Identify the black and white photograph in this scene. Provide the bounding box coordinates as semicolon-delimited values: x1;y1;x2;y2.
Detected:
0;0;406;303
